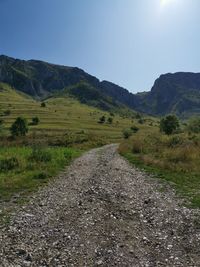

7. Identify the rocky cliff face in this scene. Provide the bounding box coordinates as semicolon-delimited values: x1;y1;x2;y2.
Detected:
0;55;200;117
135;73;200;117
0;55;99;97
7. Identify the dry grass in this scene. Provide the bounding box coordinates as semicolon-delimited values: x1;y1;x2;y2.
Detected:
119;126;200;207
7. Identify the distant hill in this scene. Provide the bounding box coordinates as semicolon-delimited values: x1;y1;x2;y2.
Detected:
134;73;200;118
0;55;99;98
0;55;200;117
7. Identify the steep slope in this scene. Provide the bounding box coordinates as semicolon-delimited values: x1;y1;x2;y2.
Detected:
0;55;99;97
99;80;138;109
135;73;200;117
0;82;135;144
1;55;200;117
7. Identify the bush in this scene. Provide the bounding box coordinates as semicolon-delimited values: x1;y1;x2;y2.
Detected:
168;136;183;148
10;117;28;137
123;129;132;139
107;117;113;124
29;147;52;163
131;125;139;133
187;117;200;133
41;102;46;108
132;140;143;154
98;115;106;124
4;110;11;116
160;115;180;135
31;117;40;125
135;113;142;119
138;118;144;124
0;157;19;172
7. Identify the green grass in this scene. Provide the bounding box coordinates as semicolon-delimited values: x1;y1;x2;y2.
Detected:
0;146;80;202
123;152;200;208
0;82;138;148
119;126;200;208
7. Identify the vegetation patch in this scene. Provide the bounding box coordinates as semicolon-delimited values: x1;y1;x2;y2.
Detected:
119;128;200;208
0;146;81;202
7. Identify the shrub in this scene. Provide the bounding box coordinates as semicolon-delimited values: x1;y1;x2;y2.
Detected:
31;117;40;125
0;157;19;172
29;147;52;163
160;115;180;135
135;113;142;119
10;117;28;137
167;146;194;164
131;125;139;133
4;110;11;116
138;118;144;124
41;102;46;107
123;129;132;139
132;140;143;154
107;117;113;124
98;115;106;124
168;136;183;148
187;117;200;133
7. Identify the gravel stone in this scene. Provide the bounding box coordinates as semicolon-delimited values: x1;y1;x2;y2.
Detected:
0;144;199;266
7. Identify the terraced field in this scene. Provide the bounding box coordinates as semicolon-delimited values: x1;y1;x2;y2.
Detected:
0;83;137;145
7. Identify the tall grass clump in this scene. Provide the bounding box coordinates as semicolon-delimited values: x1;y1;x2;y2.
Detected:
0;146;80;202
119;122;200;207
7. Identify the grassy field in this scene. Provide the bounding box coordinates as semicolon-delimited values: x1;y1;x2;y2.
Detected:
0;146;80;203
119;124;200;208
0;82;137;148
0;82;142;203
2;82;199;210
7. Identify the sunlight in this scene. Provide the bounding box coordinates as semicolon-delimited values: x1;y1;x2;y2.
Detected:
160;0;175;7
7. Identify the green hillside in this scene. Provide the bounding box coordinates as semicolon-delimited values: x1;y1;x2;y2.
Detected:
0;83;136;148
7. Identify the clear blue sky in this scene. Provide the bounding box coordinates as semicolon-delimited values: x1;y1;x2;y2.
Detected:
0;0;199;93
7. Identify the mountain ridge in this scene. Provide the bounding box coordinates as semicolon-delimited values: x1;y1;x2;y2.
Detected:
0;55;200;118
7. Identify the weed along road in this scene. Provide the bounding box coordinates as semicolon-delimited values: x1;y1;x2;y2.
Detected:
0;145;199;266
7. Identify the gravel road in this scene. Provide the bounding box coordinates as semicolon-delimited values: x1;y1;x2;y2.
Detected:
0;144;200;267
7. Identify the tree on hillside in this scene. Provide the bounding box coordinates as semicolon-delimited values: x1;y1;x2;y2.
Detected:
160;115;179;135
10;117;28;137
123;129;132;139
31;117;40;125
107;117;113;124
98;115;106;124
41;102;46;107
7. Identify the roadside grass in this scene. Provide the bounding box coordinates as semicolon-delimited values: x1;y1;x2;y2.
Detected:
0;82;157;210
0;146;81;202
119;128;200;208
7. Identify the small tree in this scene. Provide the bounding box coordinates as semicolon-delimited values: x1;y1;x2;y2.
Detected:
107;117;113;124
41;102;46;108
131;125;139;133
187;117;200;133
10;117;28;137
123;129;132;139
98;115;106;124
160;115;179;135
32;117;40;125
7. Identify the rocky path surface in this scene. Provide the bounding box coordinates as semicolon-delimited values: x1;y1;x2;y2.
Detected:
0;144;200;267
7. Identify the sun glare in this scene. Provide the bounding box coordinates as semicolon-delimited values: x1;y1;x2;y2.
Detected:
160;0;173;6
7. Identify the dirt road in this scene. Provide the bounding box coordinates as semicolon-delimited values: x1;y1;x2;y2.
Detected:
0;144;199;266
